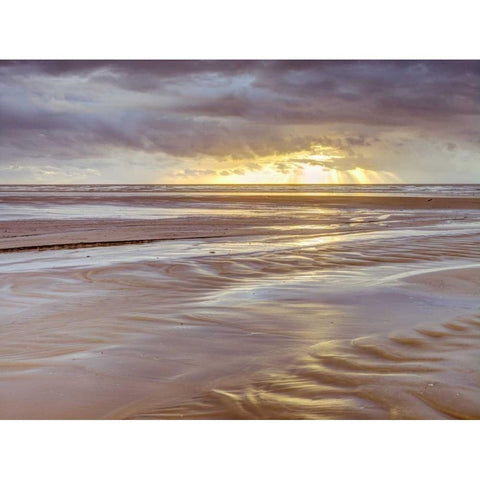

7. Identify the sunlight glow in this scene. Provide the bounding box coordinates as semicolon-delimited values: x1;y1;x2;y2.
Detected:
209;164;401;184
164;147;402;184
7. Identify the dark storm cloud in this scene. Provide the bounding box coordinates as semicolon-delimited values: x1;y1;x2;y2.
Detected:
0;60;257;79
1;60;479;182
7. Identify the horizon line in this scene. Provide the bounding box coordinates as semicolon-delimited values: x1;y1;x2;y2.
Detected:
1;183;479;186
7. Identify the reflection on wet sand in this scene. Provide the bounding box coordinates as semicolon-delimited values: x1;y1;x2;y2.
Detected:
1;189;479;419
143;313;480;420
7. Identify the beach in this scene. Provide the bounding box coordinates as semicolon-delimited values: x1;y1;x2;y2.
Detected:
1;185;479;419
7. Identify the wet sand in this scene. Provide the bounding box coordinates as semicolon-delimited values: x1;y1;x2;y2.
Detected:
1;190;479;419
2;194;479;252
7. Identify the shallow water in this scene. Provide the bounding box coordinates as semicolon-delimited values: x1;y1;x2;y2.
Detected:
1;185;479;419
1;183;480;196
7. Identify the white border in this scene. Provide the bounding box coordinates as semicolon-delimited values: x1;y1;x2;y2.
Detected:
1;0;479;59
2;421;478;479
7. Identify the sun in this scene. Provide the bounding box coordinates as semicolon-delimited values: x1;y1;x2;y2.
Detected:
213;164;402;184
164;147;402;184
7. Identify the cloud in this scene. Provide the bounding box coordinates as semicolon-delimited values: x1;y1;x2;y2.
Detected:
1;60;479;183
172;167;216;178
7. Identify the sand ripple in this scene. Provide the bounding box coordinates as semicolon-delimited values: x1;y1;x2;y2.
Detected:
132;315;480;419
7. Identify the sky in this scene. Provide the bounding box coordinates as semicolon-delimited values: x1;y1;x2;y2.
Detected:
0;60;479;184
